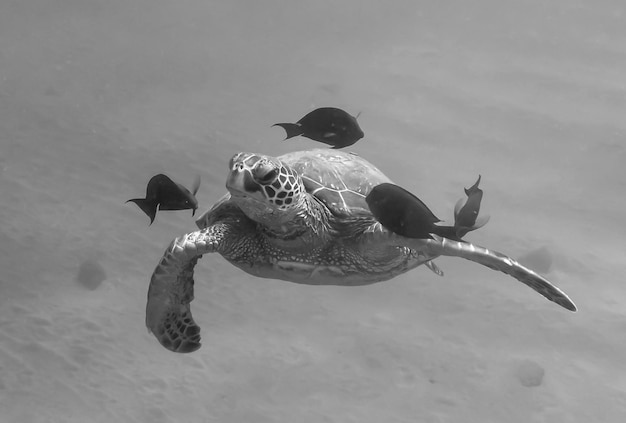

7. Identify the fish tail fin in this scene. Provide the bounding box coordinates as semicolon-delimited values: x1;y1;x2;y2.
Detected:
446;216;489;241
464;174;482;196
430;225;463;241
126;198;158;225
272;123;303;139
472;215;490;230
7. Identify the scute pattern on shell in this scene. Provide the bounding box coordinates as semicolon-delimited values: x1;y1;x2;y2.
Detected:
278;149;392;216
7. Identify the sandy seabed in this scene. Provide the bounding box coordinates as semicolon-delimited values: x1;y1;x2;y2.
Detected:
1;1;625;422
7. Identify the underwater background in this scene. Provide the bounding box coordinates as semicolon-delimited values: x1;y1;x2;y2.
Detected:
1;0;625;422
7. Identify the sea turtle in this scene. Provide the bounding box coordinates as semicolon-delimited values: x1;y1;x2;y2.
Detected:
146;149;576;353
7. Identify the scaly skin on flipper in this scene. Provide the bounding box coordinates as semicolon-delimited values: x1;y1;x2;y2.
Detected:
146;225;227;353
420;236;577;311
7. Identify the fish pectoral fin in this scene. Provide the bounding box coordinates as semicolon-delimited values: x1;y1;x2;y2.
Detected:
473;215;490;229
322;132;337;139
191;175;201;196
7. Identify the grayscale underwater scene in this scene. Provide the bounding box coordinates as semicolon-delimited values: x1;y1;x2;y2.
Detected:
1;1;625;422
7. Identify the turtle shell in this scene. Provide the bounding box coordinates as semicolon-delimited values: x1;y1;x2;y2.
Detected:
278;149;392;216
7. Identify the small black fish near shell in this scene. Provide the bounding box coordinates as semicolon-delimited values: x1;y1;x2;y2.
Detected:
366;183;461;241
454;175;490;238
127;174;200;225
273;107;364;149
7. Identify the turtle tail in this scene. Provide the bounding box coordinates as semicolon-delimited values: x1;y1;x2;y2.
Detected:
272;123;304;140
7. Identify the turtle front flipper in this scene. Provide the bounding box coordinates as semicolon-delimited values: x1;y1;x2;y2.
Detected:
146;225;226;353
423;237;577;312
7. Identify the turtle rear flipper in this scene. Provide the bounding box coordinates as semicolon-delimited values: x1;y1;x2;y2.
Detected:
425;237;577;312
425;260;444;276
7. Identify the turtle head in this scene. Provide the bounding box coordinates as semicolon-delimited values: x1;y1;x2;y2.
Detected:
226;152;307;231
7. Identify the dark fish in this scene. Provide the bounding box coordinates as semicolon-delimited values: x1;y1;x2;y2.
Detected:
454;175;490;238
273;107;364;149
127;174;200;225
366;182;461;240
